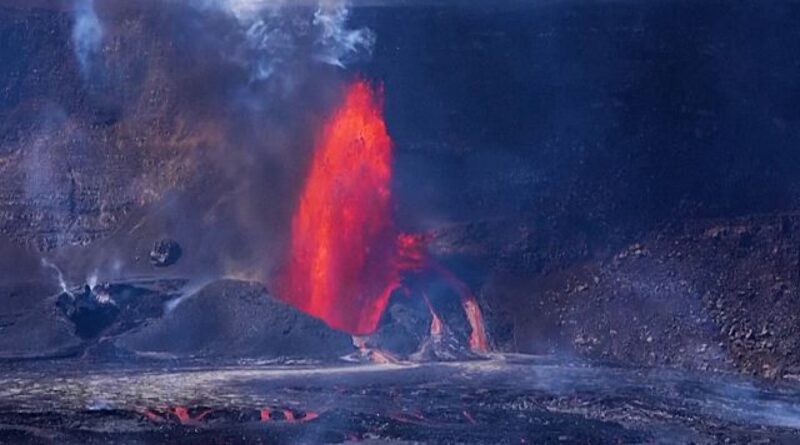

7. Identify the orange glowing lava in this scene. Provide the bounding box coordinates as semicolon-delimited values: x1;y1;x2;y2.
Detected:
423;292;444;337
353;335;399;364
260;407;319;423
173;406;191;423
143;406;212;424
279;78;490;353
463;294;489;353
280;79;398;335
433;263;491;353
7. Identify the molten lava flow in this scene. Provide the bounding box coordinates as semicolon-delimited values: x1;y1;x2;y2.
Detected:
352;335;399;364
430;309;444;337
143;406;212;424
261;407;319;423
172;406;191;423
172;406;212;424
143;410;161;422
463;294;489;353
423;292;443;337
302;411;320;422
396;233;429;271
433;263;490;353
280;79;398;335
279;78;491;353
260;408;272;422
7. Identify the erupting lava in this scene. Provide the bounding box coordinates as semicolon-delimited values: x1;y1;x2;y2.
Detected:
279;78;489;352
280;79;398;334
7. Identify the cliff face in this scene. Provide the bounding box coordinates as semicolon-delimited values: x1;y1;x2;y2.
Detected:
0;1;343;283
0;3;200;251
6;1;800;255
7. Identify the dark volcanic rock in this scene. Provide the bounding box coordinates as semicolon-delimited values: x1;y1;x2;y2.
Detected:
149;238;182;267
479;213;800;379
0;240;82;359
53;280;182;347
0;4;210;252
0;283;82;360
116;279;354;359
368;292;432;356
57;285;120;339
365;284;487;361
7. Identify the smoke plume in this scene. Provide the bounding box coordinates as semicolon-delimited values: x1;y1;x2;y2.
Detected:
71;0;103;77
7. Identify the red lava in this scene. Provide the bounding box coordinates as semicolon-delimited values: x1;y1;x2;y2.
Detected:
278;79;490;353
142;406;212;424
279;79;397;335
260;408;320;423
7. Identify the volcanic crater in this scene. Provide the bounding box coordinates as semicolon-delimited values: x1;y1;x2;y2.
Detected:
3;0;800;444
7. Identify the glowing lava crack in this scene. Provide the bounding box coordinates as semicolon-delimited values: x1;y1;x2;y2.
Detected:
278;78;489;353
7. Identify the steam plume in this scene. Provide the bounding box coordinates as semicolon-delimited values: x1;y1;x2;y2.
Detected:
313;2;375;68
195;0;374;83
71;0;104;77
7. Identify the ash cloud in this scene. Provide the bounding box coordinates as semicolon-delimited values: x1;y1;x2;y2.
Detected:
71;0;103;78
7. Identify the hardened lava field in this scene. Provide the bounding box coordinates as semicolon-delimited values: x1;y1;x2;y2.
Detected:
1;355;800;445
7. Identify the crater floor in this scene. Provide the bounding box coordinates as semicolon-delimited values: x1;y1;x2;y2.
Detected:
0;355;798;444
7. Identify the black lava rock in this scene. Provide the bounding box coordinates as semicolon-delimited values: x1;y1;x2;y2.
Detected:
115;279;355;359
57;285;120;339
149;239;182;267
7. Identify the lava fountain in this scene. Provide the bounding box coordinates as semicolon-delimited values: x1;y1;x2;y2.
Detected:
279;79;399;335
278;78;489;352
